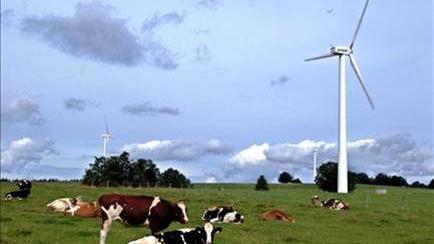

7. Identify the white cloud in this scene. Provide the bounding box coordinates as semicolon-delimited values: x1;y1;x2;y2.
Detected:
227;134;433;181
1;97;44;125
1;137;56;172
122;139;232;162
229;143;269;166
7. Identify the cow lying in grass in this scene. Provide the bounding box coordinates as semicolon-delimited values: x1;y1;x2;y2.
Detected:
98;194;189;244
47;197;82;212
128;222;222;244
4;180;32;200
261;209;295;223
64;201;101;218
202;205;244;223
311;195;350;210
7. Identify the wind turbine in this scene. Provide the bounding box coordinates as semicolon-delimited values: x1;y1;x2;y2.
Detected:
312;145;319;183
305;0;375;193
101;116;112;157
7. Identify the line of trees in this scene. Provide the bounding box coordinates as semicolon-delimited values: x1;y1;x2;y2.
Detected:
82;151;191;188
315;161;434;192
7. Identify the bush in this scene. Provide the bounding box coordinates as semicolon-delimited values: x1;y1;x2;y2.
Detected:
428;179;434;189
315;161;356;192
255;175;269;191
410;181;426;188
278;172;293;183
159;168;191;188
291;178;302;184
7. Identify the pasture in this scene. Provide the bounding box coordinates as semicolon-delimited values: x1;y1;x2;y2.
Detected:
1;182;433;244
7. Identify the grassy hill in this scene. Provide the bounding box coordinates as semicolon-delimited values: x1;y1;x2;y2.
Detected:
1;182;433;243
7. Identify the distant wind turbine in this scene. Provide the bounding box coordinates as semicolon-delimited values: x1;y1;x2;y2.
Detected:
305;0;375;193
312;145;319;183
101;116;112;157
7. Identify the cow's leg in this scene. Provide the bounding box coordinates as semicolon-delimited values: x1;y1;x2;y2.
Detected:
100;218;112;244
100;206;112;244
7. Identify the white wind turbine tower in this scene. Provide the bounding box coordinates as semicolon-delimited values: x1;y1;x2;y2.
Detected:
101;116;112;157
305;0;375;193
312;145;319;183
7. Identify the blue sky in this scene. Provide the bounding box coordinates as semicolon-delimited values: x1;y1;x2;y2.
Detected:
1;0;432;183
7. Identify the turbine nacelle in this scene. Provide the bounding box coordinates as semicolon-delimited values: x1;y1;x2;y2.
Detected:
331;46;352;56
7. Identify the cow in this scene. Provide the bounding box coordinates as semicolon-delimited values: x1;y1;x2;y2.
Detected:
202;205;244;224
64;201;101;218
47;197;82;212
98;194;189;244
128;222;222;244
3;180;32;200
310;195;350;210
261;209;295;223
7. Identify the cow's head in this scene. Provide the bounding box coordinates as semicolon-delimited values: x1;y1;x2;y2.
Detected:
17;180;32;190
223;210;245;223
174;201;189;224
196;222;222;244
202;222;222;244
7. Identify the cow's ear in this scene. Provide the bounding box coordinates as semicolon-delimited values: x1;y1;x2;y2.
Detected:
214;227;222;234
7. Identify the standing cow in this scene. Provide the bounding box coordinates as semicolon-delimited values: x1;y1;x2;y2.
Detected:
98;194;189;244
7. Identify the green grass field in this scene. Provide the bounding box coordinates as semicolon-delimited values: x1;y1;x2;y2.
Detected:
1;182;433;244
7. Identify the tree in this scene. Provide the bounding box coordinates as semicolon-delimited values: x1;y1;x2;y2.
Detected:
159;168;191;188
291;178;302;184
255;175;269;191
428;179;434;189
355;173;373;184
81;152;186;188
129;159;160;187
278;172;293;184
315;161;356;192
410;181;426;188
374;173;390;185
389;175;408;187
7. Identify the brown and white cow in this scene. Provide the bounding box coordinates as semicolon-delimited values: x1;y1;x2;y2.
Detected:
98;194;189;244
64;201;101;218
261;209;295;223
310;195;350;210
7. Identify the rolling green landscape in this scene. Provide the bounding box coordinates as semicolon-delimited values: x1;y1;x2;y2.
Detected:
1;182;433;244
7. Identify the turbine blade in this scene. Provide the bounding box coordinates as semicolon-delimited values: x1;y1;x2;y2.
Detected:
350;0;369;49
305;53;335;62
349;54;375;110
104;115;109;134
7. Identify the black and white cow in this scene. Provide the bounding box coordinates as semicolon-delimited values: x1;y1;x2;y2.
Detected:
202;206;244;223
311;195;350;210
3;180;32;200
128;222;222;244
